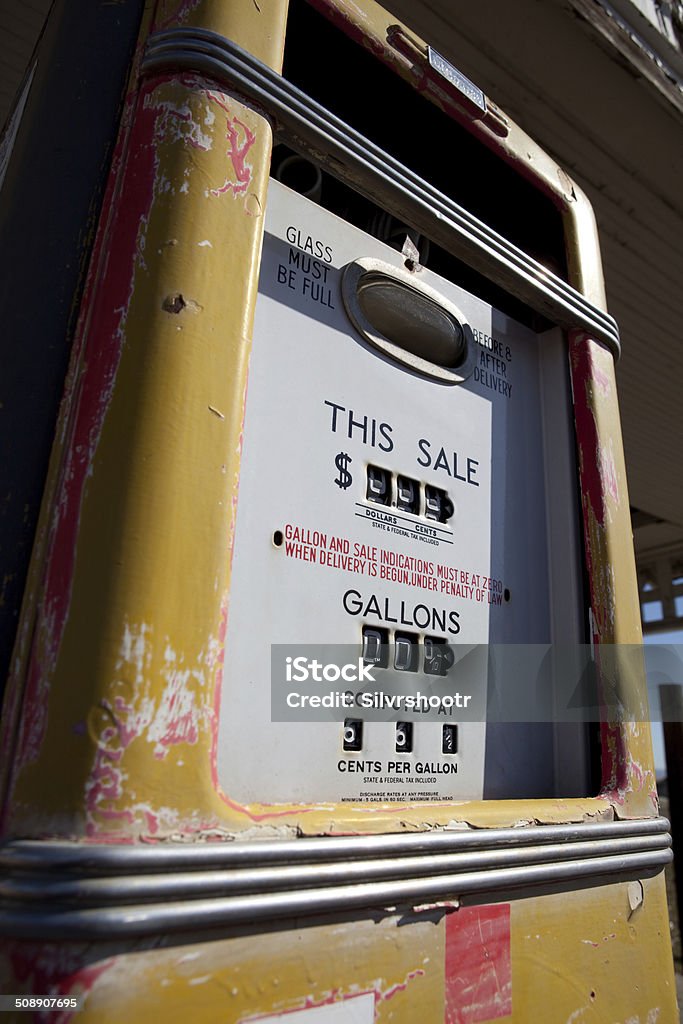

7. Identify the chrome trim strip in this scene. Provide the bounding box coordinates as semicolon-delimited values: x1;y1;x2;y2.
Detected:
0;817;669;872
0;835;671;905
0;851;671;940
140;29;621;359
0;819;671;939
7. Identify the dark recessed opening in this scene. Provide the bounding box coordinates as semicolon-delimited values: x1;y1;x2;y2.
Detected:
280;0;567;330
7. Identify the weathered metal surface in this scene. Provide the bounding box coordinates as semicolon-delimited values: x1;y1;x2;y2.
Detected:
0;877;676;1021
0;0;663;842
0;0;288;841
0;0;149;728
0;821;672;940
569;330;658;819
0;0;675;1015
0;80;626;845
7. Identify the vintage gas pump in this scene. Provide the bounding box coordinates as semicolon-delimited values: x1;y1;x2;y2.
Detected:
0;0;676;1020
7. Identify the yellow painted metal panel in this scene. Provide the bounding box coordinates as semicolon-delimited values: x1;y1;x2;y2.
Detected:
1;877;675;1021
2;0;289;839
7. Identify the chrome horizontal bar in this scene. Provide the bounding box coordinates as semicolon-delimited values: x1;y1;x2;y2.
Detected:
0;819;671;939
0;834;670;906
0;816;669;873
0;849;670;940
140;29;621;358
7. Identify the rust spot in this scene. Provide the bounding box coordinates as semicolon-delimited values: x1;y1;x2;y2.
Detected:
162;293;202;315
162;292;187;314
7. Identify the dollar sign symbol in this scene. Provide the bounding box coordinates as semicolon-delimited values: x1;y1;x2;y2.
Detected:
334;452;353;489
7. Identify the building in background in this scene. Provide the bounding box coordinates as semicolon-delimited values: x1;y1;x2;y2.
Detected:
381;0;683;632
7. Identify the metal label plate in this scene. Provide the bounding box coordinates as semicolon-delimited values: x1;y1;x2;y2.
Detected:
427;48;487;113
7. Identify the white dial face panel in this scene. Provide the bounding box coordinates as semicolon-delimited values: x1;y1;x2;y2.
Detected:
217;180;580;806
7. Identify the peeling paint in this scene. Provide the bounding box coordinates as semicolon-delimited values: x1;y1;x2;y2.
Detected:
206;94;256;197
599;436;619;508
4;76;173;793
375;967;426;1003
600;721;629;796
149;651;208;757
557;166;578;203
565;1009;588;1023
0;17;160;819
592;362;612;397
152;0;204;33
568;329;657;811
2;65;273;835
145;90;213;151
83;619;220;834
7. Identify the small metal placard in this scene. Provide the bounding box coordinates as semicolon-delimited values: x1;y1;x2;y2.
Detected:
428;48;487;114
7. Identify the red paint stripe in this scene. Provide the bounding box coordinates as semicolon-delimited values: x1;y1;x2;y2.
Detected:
445;905;512;1024
569;330;630;797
